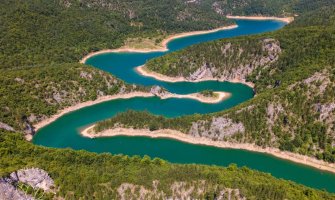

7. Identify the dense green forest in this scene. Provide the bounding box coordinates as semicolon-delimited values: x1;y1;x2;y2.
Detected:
0;64;148;134
1;133;334;199
0;0;300;133
101;2;335;163
146;36;281;80
1;0;335;198
0;0;301;68
0;0;230;68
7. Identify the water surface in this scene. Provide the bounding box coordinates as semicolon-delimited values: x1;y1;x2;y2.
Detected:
34;20;335;192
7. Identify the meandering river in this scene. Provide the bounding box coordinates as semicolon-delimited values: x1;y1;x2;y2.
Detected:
33;20;335;192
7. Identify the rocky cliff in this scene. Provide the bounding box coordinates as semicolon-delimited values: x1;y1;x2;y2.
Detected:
146;38;281;85
0;168;55;200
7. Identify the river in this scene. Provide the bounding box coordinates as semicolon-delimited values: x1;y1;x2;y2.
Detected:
33;19;335;192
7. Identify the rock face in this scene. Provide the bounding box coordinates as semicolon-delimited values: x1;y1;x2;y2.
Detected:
10;168;55;192
189;117;245;140
319;103;335;121
212;2;224;15
266;103;284;136
0;168;55;200
117;180;245;200
150;86;170;97
0;178;34;200
0;122;15;132
186;39;281;83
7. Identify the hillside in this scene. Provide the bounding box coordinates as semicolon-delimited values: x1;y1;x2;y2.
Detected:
0;64;150;139
1;0;335;199
104;3;335;163
1;133;334;199
0;0;300;69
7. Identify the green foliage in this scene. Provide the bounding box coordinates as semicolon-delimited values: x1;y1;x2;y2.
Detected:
111;3;335;163
0;132;333;199
94;110;202;134
0;64;147;130
0;0;232;68
1;0;335;198
146;36;271;77
201;90;215;97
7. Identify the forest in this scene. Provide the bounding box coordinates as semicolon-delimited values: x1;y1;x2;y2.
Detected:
0;64;148;132
1;132;334;199
1;0;335;198
101;1;335;163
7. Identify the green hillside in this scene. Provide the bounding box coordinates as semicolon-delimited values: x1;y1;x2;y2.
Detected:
1;0;335;199
108;3;335;163
1;133;333;199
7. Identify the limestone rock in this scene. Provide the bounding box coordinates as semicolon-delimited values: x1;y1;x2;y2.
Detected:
150;86;170;97
189;117;245;140
10;168;55;192
0;179;34;200
0;122;15;132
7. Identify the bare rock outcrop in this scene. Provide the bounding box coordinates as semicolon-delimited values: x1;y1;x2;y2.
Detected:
185;39;281;84
189;117;245;140
0;122;15;132
318;103;335;121
212;2;224;15
0;168;54;200
150;86;170;97
117;180;245;200
0;179;34;200
10;168;55;192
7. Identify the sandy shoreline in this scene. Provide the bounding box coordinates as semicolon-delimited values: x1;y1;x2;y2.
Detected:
164;92;230;104
33;91;229;135
226;15;294;24
79;25;238;64
81;126;335;174
80;15;294;64
136;65;255;88
33;92;154;133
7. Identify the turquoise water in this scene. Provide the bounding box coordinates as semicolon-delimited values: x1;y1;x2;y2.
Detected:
33;20;335;192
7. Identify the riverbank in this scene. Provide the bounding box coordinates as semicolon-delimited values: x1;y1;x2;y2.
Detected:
80;24;238;64
33;91;229;136
33;92;154;134
81;126;335;174
162;91;230;104
136;65;255;88
226;15;294;24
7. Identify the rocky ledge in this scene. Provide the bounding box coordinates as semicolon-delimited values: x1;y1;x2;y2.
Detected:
0;168;55;200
